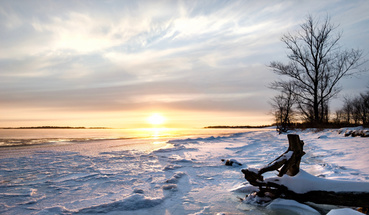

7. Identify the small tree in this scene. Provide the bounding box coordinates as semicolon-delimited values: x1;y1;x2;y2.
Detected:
342;96;354;123
270;81;296;133
337;88;369;126
269;15;364;125
356;91;369;126
333;109;344;124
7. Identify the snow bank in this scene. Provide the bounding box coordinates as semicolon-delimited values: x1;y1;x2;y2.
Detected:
338;126;369;137
265;169;369;194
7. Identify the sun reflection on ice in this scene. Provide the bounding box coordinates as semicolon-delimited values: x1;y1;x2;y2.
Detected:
136;127;178;145
137;127;176;151
147;127;170;139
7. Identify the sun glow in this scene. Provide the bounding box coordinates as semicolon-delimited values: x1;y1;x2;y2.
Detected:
147;113;166;125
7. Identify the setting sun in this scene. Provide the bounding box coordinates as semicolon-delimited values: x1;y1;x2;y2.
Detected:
147;113;166;125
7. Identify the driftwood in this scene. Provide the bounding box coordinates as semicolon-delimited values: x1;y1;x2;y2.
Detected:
241;134;369;208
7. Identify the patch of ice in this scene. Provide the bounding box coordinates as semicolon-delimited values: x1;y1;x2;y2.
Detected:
230;184;258;193
77;193;164;213
266;198;320;215
243;192;272;206
37;206;70;215
327;208;364;215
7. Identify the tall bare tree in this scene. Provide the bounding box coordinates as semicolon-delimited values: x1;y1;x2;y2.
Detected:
270;15;364;124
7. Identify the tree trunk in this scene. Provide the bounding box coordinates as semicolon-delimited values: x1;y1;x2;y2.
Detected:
285;190;369;208
314;88;319;124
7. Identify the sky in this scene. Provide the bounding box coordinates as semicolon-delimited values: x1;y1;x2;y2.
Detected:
1;0;369;128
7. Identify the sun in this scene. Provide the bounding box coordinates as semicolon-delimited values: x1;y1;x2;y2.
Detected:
147;113;166;125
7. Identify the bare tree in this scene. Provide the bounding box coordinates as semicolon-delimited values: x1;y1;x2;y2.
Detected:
337;89;369;126
269;15;364;124
270;81;296;133
341;96;354;123
361;91;369;126
352;97;363;124
355;91;369;126
333;109;344;124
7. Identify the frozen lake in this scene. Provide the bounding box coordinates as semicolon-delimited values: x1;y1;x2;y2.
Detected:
0;128;368;214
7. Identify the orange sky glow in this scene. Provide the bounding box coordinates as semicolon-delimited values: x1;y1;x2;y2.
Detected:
1;1;368;128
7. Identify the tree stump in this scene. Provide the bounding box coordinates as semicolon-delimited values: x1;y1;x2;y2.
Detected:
282;134;305;176
241;134;369;208
242;134;305;186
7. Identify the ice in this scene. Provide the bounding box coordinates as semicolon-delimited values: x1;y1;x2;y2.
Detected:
1;128;368;214
77;193;165;213
327;208;365;215
230;183;258;193
266;198;320;215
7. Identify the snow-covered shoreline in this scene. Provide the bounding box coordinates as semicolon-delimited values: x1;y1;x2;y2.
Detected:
0;128;368;214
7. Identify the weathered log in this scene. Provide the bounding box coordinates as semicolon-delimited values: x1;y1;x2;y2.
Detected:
243;134;305;186
279;134;305;176
287;190;369;208
241;134;369;208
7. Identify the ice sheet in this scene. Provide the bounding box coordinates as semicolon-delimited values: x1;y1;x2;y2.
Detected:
0;128;368;214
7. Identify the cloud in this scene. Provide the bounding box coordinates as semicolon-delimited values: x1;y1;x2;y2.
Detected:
0;0;368;126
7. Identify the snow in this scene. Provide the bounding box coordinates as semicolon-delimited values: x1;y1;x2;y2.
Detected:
0;128;368;214
327;208;365;215
281;150;294;160
265;169;369;194
266;198;320;215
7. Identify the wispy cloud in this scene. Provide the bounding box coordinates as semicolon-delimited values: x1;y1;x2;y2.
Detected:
1;0;368;127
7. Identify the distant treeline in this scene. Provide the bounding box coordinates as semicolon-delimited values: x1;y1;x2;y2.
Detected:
272;122;365;130
1;126;109;129
204;125;272;129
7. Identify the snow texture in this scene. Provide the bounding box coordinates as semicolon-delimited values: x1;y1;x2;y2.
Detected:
0;128;368;214
266;169;369;194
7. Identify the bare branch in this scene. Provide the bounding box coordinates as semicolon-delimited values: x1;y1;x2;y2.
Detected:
269;14;364;124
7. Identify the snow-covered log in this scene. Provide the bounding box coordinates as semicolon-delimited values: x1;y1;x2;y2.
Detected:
242;134;305;186
241;134;369;207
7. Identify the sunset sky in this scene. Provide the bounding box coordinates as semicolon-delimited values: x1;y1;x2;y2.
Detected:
1;0;369;128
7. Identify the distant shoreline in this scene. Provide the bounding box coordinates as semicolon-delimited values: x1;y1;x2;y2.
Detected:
1;125;273;130
204;125;272;129
1;126;110;129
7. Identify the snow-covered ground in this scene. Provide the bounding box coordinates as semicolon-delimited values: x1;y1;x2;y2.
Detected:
0;128;368;214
